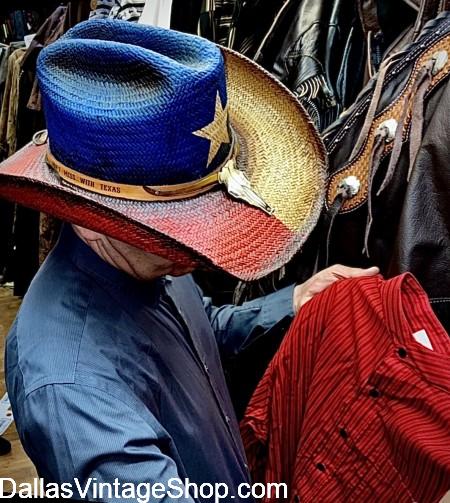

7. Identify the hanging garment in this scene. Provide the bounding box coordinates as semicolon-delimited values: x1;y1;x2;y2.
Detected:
90;0;201;32
89;0;116;18
23;5;71;111
170;0;202;34
68;0;92;25
13;5;75;294
197;0;236;45
241;274;450;503
0;48;26;159
0;196;14;283
252;0;365;132
90;0;146;21
0;42;25;283
235;6;450;316
0;6;75;294
356;0;447;85
109;0;146;20
138;0;173;27
0;48;38;292
196;0;287;55
228;0;288;57
319;11;450;332
0;43;9;89
12;11;27;41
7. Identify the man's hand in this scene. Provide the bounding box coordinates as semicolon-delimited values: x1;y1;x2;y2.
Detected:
293;265;380;314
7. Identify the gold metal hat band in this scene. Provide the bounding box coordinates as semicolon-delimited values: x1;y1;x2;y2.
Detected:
34;130;274;215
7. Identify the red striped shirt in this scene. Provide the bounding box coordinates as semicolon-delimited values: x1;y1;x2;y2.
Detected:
241;274;450;502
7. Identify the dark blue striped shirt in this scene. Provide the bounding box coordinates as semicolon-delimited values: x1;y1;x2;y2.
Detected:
6;226;294;501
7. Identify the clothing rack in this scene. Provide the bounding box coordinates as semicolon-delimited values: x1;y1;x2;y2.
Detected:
0;0;89;293
0;1;89;44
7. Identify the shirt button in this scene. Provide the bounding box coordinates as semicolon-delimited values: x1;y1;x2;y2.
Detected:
203;362;209;372
316;463;326;472
225;415;231;424
369;388;381;398
398;347;408;358
339;428;348;439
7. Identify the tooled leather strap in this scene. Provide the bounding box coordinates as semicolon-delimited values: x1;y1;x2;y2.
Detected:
326;33;450;213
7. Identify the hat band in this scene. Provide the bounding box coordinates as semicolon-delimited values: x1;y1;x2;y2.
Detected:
46;149;226;201
37;131;274;214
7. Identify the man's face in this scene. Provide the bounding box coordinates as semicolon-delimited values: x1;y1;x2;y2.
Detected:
72;225;195;280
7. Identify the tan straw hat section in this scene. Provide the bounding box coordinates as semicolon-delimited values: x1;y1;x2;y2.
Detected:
224;48;327;234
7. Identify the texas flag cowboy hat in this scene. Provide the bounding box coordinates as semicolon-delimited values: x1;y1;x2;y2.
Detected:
0;19;326;281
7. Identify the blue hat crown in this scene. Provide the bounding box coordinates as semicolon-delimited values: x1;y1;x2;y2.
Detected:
37;19;232;186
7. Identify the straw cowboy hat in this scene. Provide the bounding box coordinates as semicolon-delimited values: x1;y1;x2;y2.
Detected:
0;19;326;281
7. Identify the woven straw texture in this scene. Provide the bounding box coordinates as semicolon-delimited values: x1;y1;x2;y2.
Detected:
0;22;326;281
39;20;229;185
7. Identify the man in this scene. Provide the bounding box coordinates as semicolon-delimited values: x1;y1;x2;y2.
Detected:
0;20;377;501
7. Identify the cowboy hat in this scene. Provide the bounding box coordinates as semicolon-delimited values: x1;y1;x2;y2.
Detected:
0;19;326;281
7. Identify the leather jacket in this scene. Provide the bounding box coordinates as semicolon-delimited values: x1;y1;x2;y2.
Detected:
251;0;438;131
254;0;362;131
321;11;450;331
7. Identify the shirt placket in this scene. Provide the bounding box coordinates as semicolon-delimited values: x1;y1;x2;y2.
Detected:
164;280;248;466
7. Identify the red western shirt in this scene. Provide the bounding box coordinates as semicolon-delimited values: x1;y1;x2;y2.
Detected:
241;274;450;502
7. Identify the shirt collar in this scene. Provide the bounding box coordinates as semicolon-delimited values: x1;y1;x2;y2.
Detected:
380;273;448;347
54;224;168;306
379;273;450;393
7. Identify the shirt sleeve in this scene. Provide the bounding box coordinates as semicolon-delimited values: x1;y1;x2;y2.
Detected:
21;383;194;502
202;284;295;358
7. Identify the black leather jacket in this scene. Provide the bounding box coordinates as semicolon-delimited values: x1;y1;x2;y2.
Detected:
321;12;450;331
251;0;434;131
254;0;363;130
